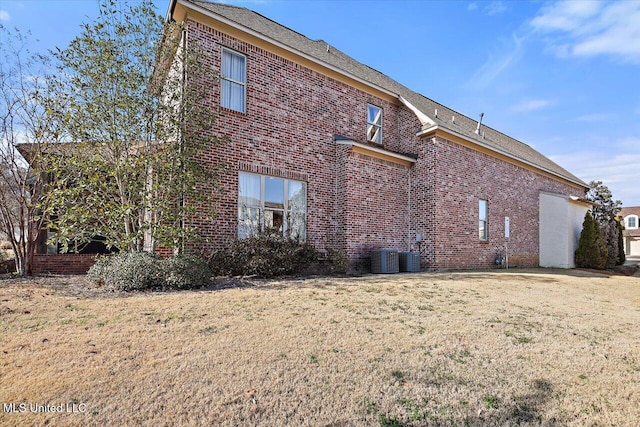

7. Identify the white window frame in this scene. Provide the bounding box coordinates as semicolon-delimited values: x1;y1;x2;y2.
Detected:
367;104;383;144
221;48;246;113
626;215;639;229
238;172;307;240
479;199;488;241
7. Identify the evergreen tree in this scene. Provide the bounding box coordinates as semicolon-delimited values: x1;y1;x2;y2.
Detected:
616;218;626;266
587;181;622;223
586;181;623;270
575;210;608;269
601;220;619;269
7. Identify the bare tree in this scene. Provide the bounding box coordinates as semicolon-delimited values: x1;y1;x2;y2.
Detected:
0;26;58;275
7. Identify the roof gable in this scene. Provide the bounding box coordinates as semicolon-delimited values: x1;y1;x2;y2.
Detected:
620;207;640;217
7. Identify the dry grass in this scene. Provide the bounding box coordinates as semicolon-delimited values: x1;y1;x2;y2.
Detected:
1;269;639;426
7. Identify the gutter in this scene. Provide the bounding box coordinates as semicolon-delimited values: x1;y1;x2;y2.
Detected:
166;0;178;23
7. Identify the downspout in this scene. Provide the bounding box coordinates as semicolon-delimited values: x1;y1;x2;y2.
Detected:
178;26;187;254
407;165;412;252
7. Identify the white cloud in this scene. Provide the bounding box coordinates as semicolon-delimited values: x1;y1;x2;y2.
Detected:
512;99;552;112
468;34;523;89
550;143;640;206
468;1;507;15
530;1;602;33
0;10;10;21
485;1;507;16
530;0;640;63
573;113;615;123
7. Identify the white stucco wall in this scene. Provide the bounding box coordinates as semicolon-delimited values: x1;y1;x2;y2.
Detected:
539;192;590;268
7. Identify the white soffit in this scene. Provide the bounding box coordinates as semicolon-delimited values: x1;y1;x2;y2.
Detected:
399;96;436;127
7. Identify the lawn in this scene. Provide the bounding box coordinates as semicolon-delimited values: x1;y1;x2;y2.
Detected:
1;269;639;426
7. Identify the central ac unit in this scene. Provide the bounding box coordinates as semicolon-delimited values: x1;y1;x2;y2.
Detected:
371;249;399;274
399;251;420;272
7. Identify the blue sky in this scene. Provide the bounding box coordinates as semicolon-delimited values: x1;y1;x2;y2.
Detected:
2;0;639;206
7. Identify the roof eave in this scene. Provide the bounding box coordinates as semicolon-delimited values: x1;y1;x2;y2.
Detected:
417;125;589;190
335;136;417;166
175;0;398;100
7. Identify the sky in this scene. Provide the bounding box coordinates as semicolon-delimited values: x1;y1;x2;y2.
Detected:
1;0;639;206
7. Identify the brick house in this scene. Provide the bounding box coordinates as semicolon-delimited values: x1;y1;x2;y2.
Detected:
163;0;589;272
620;207;640;258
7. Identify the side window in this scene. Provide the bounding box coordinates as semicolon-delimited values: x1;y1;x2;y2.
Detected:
627;215;638;229
479;199;488;241
221;48;246;113
367;104;382;144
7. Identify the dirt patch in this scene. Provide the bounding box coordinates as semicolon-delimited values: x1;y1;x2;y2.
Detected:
1;269;639;426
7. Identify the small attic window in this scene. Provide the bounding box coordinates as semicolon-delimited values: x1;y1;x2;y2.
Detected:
367;104;382;144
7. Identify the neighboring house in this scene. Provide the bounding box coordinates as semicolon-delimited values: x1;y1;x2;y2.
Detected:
15;143;118;275
620;207;640;258
162;0;589;271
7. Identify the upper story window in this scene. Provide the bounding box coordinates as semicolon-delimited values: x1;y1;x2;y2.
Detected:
479;199;488;241
626;215;638;229
367;104;383;144
221;48;246;113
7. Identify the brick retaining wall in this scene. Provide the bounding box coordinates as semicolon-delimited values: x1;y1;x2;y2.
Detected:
32;254;98;275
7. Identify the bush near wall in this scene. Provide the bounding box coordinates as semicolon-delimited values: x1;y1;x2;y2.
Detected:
88;252;212;291
209;234;348;278
209;234;317;278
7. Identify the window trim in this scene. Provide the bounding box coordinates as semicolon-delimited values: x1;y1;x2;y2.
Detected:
479;199;488;241
367;104;383;144
626;214;639;229
237;172;307;240
221;47;247;113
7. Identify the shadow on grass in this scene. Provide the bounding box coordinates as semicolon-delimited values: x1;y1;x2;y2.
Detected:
200;266;637;294
493;379;558;426
451;378;562;427
375;377;563;426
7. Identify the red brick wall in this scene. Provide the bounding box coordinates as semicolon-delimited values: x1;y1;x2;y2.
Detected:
426;136;582;269
184;19;585;271
32;254;98;275
186;21;409;260
344;152;411;270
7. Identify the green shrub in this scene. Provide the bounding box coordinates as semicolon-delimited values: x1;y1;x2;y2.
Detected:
88;252;163;291
88;252;211;291
575;210;608;269
210;233;319;278
163;253;212;289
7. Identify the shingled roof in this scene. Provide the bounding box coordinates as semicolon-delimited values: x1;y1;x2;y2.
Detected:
179;0;587;188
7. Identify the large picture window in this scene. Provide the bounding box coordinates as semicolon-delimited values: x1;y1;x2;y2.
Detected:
238;172;307;239
221;48;246;113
